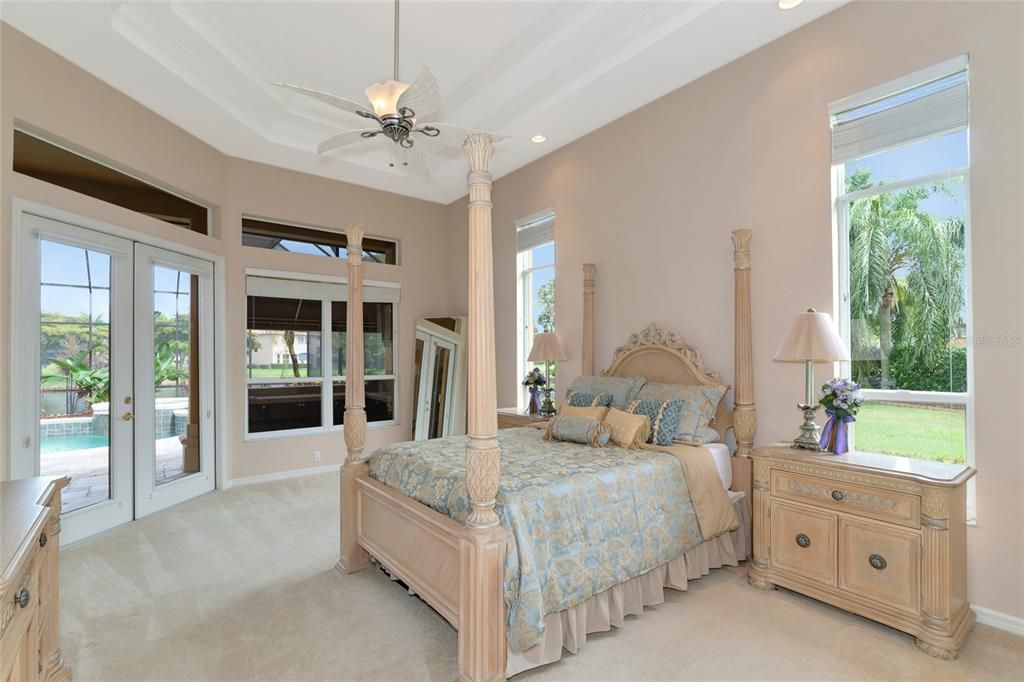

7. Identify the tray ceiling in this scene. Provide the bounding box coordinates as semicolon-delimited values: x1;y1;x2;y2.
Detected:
1;1;844;204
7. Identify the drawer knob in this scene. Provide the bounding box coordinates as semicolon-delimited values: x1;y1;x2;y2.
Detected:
795;533;811;548
869;553;887;570
831;489;845;501
15;587;30;608
39;532;47;548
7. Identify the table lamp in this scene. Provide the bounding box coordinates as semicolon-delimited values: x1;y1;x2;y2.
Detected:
774;308;850;450
527;332;568;417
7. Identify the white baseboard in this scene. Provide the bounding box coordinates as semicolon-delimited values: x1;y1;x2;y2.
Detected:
225;463;339;488
974;605;1024;637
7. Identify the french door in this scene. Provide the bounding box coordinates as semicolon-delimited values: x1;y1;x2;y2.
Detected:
13;213;215;544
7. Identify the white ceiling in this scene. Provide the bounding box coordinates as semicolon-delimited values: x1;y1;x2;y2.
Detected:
2;1;844;204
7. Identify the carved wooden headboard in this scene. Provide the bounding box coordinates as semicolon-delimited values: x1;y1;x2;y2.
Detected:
603;323;733;435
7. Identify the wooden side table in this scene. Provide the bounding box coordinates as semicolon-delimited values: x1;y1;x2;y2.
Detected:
496;407;549;429
748;444;976;659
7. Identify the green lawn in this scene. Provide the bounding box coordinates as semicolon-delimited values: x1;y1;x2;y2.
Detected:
854;402;966;464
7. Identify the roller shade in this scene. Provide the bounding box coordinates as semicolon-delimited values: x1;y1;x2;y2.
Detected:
516;213;555;253
245;275;399;304
831;63;968;164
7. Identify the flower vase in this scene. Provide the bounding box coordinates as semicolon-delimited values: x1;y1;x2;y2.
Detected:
819;411;853;454
528;386;542;415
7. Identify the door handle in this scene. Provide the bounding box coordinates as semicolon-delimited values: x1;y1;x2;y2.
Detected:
121;411;134;422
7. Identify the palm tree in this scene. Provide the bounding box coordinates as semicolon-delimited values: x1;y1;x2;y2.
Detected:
848;175;965;388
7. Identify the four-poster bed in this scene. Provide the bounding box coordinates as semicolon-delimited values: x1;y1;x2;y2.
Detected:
339;134;756;681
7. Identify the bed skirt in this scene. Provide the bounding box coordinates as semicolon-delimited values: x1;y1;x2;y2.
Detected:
506;491;751;677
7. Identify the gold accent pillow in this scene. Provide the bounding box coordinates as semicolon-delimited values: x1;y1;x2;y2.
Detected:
558;405;609;421
604;407;651;449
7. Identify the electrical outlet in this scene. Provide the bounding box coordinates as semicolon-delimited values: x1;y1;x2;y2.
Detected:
313;450;321;462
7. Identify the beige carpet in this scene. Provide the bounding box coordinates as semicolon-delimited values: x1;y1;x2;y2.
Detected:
60;472;1022;681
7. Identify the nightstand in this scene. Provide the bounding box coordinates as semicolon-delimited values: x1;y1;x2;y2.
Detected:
748;444;976;660
496;407;549;429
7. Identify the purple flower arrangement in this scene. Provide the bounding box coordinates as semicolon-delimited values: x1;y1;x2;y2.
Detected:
818;378;864;453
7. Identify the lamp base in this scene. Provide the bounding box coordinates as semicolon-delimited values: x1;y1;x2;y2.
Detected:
539;387;557;417
791;403;823;451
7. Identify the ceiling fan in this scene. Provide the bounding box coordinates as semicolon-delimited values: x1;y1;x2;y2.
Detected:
274;0;504;174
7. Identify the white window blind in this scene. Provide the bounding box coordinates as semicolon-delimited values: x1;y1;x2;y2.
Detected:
516;212;555;253
830;58;968;164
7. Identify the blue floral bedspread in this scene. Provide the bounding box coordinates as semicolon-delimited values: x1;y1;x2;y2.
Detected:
367;426;705;653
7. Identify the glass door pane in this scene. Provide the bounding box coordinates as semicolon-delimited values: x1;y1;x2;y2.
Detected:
38;240;113;513
134;245;215;518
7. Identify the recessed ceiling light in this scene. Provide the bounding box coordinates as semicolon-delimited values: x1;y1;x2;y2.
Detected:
778;0;804;9
531;135;547;143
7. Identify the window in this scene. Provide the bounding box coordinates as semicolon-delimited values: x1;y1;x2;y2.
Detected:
515;211;555;408
832;57;971;466
245;276;398;436
242;217;398;265
13;130;209;233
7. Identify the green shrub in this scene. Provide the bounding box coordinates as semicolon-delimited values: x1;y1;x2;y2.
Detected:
888;345;967;392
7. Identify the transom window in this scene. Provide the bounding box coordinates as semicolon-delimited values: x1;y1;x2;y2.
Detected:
242;217;398;265
515;211;555;409
832;57;971;466
245;276;398;436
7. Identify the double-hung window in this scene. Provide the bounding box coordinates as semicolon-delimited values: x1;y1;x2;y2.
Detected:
515;211;555;408
245;275;398;436
831;56;971;466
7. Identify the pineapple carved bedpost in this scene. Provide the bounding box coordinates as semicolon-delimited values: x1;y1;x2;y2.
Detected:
459;133;508;681
338;226;370;573
731;229;756;503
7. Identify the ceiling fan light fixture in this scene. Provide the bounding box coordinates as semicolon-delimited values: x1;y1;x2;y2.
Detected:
777;0;804;9
531;135;547;143
364;80;409;117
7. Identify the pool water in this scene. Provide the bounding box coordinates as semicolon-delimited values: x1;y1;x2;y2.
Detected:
39;434;109;454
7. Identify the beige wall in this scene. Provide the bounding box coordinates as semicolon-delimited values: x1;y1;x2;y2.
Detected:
446;1;1024;619
0;24;454;482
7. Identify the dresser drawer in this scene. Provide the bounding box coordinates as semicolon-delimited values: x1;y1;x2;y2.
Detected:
839;516;920;614
770;500;837;586
0;555;41;680
772;470;920;529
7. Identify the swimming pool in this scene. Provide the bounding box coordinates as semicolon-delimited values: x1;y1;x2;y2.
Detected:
39;434;109;454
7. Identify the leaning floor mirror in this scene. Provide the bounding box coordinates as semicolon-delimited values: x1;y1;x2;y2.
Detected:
412;317;467;440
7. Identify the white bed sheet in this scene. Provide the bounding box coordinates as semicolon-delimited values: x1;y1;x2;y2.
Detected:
703;442;732;491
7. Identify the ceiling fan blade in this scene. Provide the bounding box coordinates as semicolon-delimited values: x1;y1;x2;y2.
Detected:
396;65;441;119
413;122;509;149
274;81;375;118
316;129;382;154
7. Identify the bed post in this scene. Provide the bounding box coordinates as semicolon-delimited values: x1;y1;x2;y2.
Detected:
459;133;507;682
582;263;596;376
731;229;755;501
338;225;371;573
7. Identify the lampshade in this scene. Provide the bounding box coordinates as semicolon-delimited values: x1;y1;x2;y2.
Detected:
528;332;568;363
364;80;409;117
773;309;850;363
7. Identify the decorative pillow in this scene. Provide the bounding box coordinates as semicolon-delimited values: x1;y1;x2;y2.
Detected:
544;415;611;447
637;382;728;446
567;376;647;408
564;389;612;408
697;424;721;444
558;404;609;421
624;399;685;446
603;407;650;449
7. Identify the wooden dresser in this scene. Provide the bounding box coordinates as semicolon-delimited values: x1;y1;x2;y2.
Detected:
748;445;975;659
496;407;548;430
1;477;70;682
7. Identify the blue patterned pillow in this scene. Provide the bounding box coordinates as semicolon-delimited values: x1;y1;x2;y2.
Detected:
637;382;728;445
624;399;685;446
564;390;612;408
568;376;647;408
698;424;721;444
544;415;612;447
